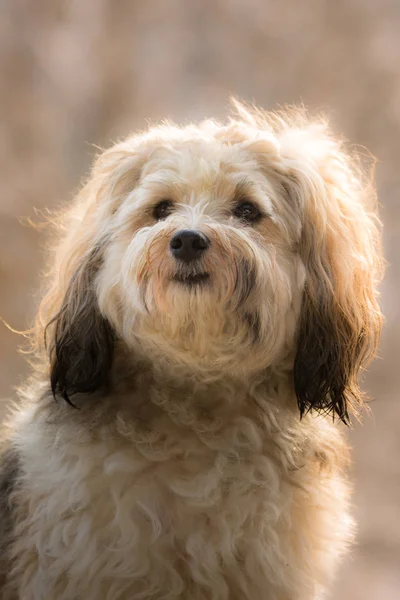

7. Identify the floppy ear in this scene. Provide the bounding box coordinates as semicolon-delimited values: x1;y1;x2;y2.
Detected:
35;138;150;404
282;124;384;422
46;245;114;404
293;276;364;423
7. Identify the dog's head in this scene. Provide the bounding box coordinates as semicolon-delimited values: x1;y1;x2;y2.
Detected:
38;103;383;421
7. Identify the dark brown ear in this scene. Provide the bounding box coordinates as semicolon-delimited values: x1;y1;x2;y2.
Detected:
289;174;382;424
293;281;360;423
36;140;153;404
46;247;114;405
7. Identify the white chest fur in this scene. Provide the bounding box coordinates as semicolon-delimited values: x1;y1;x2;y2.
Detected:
10;403;352;600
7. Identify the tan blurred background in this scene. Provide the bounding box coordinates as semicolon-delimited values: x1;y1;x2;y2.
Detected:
0;1;399;598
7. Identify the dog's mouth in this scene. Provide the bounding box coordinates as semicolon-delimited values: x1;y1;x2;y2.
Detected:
172;272;210;286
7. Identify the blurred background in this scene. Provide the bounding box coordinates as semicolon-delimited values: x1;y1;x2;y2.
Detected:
0;1;399;597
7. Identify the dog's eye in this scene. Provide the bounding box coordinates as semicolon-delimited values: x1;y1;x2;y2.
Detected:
233;201;262;224
153;200;173;221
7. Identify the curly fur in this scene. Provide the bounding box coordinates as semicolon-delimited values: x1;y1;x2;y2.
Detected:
0;101;383;599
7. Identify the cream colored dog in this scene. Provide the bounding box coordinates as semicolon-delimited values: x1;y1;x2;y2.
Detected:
0;102;383;599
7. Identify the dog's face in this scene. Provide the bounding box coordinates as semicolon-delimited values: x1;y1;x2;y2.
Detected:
41;105;383;421
95;135;305;378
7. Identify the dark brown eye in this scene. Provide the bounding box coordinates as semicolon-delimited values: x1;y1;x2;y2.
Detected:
153;200;173;221
233;201;262;224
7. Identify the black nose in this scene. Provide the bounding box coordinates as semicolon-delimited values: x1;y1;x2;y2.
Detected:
170;230;210;262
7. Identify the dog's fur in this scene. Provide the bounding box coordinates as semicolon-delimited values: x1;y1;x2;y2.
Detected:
0;102;383;599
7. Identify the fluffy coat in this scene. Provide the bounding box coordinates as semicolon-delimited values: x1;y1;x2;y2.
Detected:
0;102;383;599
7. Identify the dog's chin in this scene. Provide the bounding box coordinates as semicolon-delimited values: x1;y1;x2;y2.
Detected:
171;271;210;287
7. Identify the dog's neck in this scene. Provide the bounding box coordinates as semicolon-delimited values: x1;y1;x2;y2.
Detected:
31;345;297;438
109;347;297;425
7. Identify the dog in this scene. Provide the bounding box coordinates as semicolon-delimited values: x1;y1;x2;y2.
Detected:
0;102;383;599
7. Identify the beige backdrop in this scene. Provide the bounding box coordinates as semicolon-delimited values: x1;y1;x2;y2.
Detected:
0;1;399;598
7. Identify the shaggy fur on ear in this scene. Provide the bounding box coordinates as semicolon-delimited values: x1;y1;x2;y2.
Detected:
279;122;384;423
34;142;149;404
294;287;355;423
46;246;115;404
